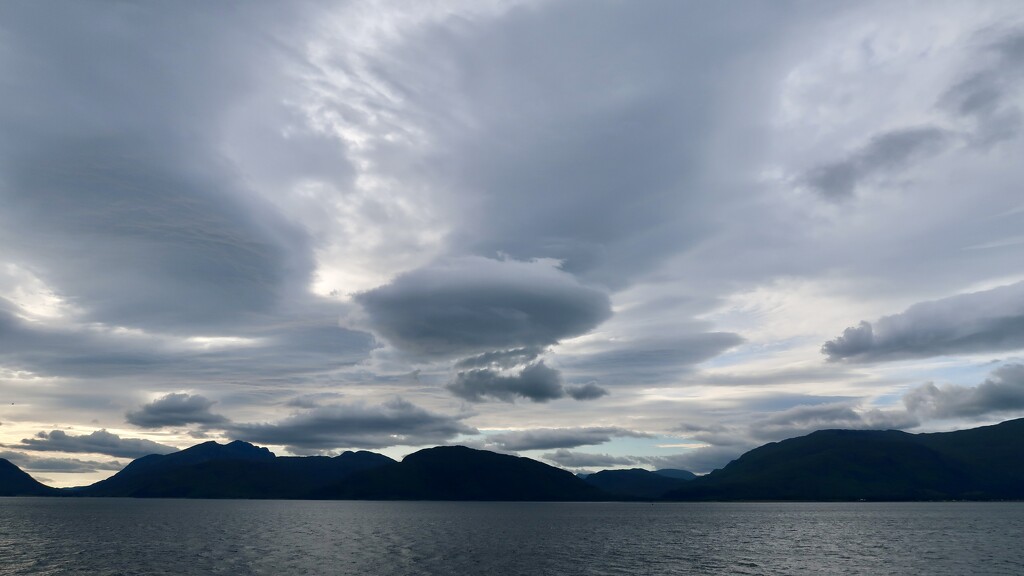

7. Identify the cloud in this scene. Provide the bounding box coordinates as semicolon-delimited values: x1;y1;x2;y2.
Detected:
823;281;1024;362
802;26;1024;202
354;257;611;360
561;332;743;386
680;401;918;448
0;450;125;473
565;382;609;400
12;429;175;458
663;400;921;473
941;28;1024;147
0;303;373;383
0;3;322;334
126;393;229;428
453;347;543;370
446;362;566;403
538;447;740;476
904;363;1024;419
285;392;346;409
2;1;1024;487
803;126;952;200
360;1;815;290
698;365;862;387
486;427;650;451
540;449;637;469
747;403;918;442
635;448;742;474
227;398;476;450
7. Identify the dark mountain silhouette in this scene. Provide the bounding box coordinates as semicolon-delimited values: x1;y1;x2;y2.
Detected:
0;458;59;496
654;469;697;481
318;445;607;501
80;440;394;498
4;418;1024;501
666;418;1024;501
583;468;694;499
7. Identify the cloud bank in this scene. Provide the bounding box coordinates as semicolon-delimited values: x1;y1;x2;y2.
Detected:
126;394;229;429
227;398;476;451
354;257;611;360
486;427;650;451
823;281;1024;362
0;451;125;473
447;362;567;403
904;363;1024;419
13;429;175;459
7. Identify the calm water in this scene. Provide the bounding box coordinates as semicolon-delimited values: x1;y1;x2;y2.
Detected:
1;499;1022;575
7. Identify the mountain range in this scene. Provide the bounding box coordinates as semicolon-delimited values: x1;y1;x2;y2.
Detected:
665;417;1024;501
2;417;1022;501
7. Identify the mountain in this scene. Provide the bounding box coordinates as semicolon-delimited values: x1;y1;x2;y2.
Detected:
654;469;697;481
80;440;394;498
0;458;59;496
319;445;607;501
6;418;1024;501
583;468;694;499
665;418;1024;501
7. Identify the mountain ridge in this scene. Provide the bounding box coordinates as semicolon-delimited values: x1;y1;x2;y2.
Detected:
666;418;1024;501
0;458;60;496
3;417;1024;501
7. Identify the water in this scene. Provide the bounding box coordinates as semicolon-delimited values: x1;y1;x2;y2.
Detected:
1;499;1022;575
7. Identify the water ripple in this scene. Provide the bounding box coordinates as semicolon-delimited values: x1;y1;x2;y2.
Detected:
1;499;1022;575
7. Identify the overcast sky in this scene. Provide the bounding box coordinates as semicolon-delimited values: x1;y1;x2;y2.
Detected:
2;0;1023;487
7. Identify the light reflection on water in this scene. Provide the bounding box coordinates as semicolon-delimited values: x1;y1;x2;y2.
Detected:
1;499;1022;575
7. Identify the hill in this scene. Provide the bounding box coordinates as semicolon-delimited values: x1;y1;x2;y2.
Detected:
666;418;1024;501
79;440;394;498
654;469;697;481
0;458;59;496
5;418;1024;501
583;468;694;499
320;445;607;501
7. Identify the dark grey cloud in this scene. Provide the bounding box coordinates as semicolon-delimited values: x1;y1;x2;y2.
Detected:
0;2;376;416
355;257;611;360
0;303;373;383
12;429;175;459
0;450;124;473
565;382;609;400
823;281;1024;362
1;138;310;331
904;363;1024;419
126;393;229;429
371;1;814;290
0;3;329;334
486;426;650;452
540;449;637;469
563;333;743;386
803;126;952;200
0;307;170;378
446;362;566;403
227;398;476;450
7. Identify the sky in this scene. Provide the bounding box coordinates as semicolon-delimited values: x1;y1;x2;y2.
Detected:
1;1;1023;487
